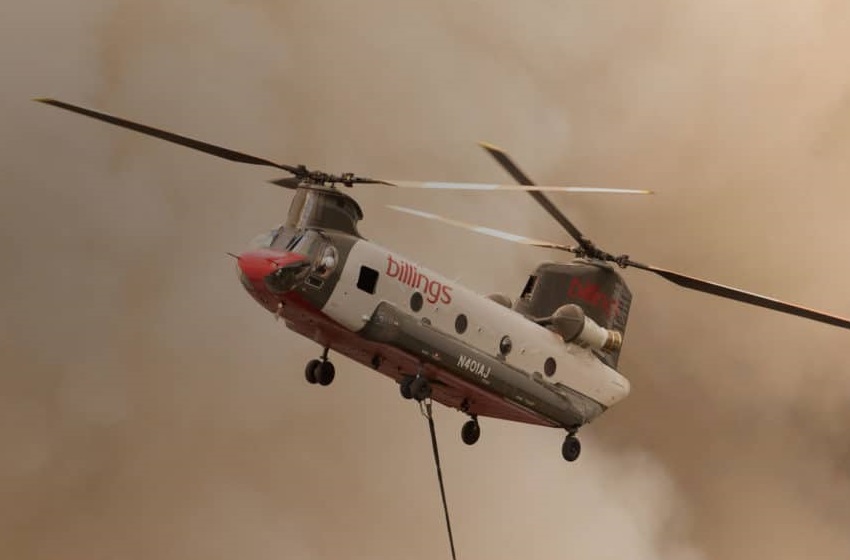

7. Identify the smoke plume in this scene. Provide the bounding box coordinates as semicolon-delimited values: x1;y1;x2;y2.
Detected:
2;1;849;558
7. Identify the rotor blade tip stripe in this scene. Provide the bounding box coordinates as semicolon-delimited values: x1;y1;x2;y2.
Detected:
473;226;526;242
387;205;436;219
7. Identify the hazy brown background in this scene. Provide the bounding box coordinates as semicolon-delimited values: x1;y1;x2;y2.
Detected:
3;1;850;558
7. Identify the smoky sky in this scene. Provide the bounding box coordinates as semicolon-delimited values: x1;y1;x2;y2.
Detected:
2;1;850;559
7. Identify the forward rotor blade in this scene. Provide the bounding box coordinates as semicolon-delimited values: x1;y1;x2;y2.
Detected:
479;142;596;253
387;205;576;252
35;98;301;174
625;259;850;330
386;180;651;194
269;175;393;188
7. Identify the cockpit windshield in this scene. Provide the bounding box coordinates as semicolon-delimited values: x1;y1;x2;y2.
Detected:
248;229;279;249
287;229;325;256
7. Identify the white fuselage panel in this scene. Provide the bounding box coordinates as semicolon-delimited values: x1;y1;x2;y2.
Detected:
322;240;630;407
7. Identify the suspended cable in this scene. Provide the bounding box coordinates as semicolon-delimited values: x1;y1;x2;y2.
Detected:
420;399;458;560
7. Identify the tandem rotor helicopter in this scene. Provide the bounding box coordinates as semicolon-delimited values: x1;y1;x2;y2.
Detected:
37;99;850;464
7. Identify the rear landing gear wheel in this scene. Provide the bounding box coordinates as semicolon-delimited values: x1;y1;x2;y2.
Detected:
305;359;321;384
316;360;335;386
461;418;480;445
561;435;581;462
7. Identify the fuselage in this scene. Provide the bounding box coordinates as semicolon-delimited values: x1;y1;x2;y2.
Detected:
236;186;630;430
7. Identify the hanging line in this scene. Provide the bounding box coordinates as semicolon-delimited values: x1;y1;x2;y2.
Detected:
420;399;458;560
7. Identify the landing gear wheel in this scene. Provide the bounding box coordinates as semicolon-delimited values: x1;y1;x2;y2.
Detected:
316;361;336;386
461;419;481;445
409;375;432;402
561;435;581;462
305;359;321;384
399;376;414;400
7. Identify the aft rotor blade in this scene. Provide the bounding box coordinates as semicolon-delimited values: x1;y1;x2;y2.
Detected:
387;205;577;252
35;98;301;174
479;142;596;253
625;259;850;330
386;180;651;194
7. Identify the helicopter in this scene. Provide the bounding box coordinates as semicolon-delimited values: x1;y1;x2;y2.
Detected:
36;98;850;464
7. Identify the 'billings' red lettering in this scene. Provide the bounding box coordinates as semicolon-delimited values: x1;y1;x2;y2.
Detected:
386;255;453;304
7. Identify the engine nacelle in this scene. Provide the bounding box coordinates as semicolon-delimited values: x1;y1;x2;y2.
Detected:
514;260;631;367
549;304;622;353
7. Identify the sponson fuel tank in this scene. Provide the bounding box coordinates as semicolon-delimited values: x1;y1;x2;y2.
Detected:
514;260;632;368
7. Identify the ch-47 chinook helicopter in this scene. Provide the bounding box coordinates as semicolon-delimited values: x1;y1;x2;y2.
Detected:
37;99;850;464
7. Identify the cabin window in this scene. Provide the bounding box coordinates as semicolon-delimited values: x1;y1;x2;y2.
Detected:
544;357;557;377
357;266;379;294
499;335;513;356
520;275;538;300
455;314;468;334
410;292;424;312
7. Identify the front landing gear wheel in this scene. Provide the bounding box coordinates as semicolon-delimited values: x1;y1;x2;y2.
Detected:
305;359;321;384
316;360;335;386
461;419;480;445
561;435;581;462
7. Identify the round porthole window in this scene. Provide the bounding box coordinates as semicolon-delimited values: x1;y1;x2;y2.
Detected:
544;357;557;377
499;335;513;356
410;292;423;312
455;314;468;334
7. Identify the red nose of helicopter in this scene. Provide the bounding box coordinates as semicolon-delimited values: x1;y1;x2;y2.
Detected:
237;249;311;298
